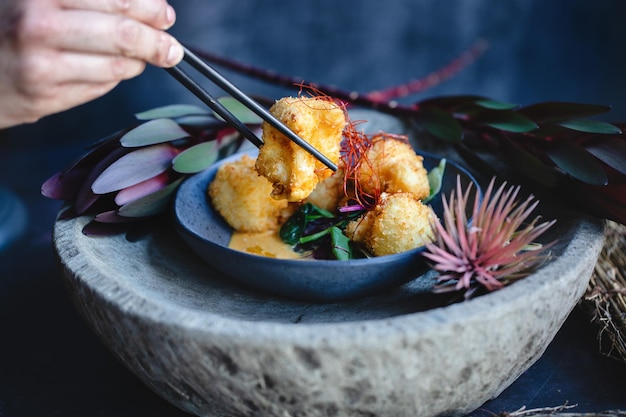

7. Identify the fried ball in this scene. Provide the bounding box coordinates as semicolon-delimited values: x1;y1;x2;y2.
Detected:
208;154;295;232
358;137;430;201
345;192;435;256
255;96;346;202
305;165;345;212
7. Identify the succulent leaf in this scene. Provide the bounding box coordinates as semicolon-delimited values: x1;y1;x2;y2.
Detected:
174;115;225;128
135;104;210;120
417;107;463;142
120;118;190;147
216;97;263;124
75;146;132;214
41;167;90;200
91;144;178;194
519;102;612;124
584;137;626;175
418;95;486;111
114;171;170;206
557;119;622;135
545;140;608;185
472;110;538;133
499;137;558;187
172;141;219;174
118;178;183;218
475;99;519;111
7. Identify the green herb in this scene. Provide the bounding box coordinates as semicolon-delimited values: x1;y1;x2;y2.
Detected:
279;203;334;245
331;227;352;260
424;158;446;203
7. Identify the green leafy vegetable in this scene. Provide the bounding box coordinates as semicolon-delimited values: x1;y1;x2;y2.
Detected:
279;203;334;245
424;158;446;203
331;227;352;260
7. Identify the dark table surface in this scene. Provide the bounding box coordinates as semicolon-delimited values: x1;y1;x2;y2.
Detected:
3;1;626;415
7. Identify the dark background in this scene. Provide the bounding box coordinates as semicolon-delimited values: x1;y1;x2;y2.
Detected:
2;1;626;415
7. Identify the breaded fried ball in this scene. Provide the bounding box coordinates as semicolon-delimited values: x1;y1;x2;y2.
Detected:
255;96;346;202
305;165;345;212
345;192;435;256
358;137;430;201
208;154;295;232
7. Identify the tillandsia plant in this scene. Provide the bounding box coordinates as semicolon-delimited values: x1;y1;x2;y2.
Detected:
42;99;260;236
422;177;556;300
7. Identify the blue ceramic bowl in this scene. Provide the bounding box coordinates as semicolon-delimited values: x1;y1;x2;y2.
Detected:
174;150;479;302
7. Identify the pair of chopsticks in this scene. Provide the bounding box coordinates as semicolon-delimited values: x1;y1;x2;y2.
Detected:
165;47;338;171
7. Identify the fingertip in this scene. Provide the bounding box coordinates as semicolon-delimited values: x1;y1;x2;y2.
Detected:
166;41;184;67
164;5;176;29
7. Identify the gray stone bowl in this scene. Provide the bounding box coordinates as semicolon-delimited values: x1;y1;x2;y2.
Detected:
173;149;478;302
54;203;604;417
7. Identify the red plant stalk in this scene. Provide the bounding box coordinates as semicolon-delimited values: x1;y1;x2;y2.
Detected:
191;39;489;113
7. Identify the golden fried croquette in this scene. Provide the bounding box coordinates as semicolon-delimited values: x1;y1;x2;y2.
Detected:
255;96;346;202
305;165;345;212
358;136;430;201
345;192;434;256
208;154;296;232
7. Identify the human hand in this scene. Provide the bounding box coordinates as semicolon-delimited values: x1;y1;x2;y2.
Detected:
0;0;184;129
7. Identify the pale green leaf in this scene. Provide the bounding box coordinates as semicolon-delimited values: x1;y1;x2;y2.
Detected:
172;141;219;174
475;100;519;110
120;119;189;147
135;104;210;120
216;97;262;124
558;119;622;135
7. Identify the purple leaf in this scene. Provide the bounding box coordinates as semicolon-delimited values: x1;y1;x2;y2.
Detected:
118;178;183;218
585;137;626;176
499;136;557;187
75;147;132;214
91;144;178;194
114;171;170;206
82;221;134;236
41;167;90;200
94;210;139;223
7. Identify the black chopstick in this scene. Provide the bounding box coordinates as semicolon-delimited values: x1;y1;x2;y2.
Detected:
165;65;263;148
167;46;338;172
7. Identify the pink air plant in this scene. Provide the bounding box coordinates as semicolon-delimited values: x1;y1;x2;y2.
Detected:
423;177;557;300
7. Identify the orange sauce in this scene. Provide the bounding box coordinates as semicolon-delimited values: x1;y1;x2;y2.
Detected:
229;230;307;259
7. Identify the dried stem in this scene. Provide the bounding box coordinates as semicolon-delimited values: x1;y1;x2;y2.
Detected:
480;403;625;417
583;220;626;364
364;39;489;103
190;39;489;114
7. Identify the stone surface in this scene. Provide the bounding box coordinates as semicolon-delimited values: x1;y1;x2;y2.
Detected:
54;203;604;417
